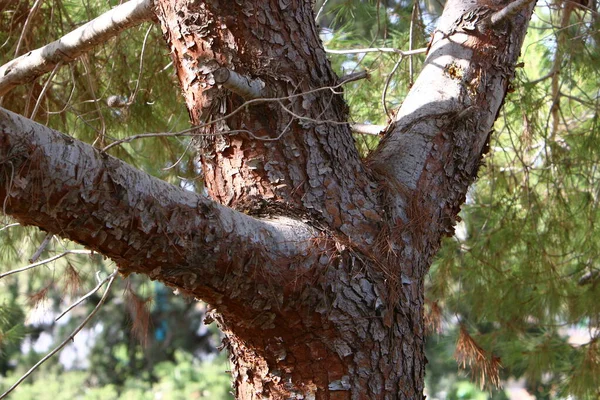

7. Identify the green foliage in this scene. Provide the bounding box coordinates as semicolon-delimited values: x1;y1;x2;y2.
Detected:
426;6;600;399
0;302;26;376
321;0;428;154
0;351;232;399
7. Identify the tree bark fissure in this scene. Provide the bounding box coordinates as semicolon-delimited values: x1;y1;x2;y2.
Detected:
0;0;537;398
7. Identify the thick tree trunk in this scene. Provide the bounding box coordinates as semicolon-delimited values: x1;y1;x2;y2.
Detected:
0;0;535;398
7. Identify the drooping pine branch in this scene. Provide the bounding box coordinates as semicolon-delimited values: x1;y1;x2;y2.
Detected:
0;0;156;97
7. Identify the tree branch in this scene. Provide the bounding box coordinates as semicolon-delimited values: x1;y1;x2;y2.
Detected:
0;107;321;313
325;47;427;56
0;0;156;97
490;0;536;26
350;123;385;135
369;0;536;252
213;67;268;99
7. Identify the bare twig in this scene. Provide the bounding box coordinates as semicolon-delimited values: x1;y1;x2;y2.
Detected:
0;269;117;400
28;232;53;263
382;56;404;118
277;100;348;126
29;62;62;120
350;123;386;135
102;80;363;152
0;249;93;280
337;70;369;85
325;47;427;56
128;24;154;106
315;0;331;22
81;58;106;147
0;0;155;97
0;223;20;232
409;2;421;87
55;269;116;321
527;70;557;85
13;0;44;57
47;65;77;115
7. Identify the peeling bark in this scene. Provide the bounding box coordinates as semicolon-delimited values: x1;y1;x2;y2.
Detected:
0;0;536;398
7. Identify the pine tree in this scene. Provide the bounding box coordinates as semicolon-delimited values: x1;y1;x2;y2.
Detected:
2;0;598;398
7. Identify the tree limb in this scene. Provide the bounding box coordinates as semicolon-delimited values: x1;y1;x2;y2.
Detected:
0;0;156;97
0;107;320;311
368;0;536;258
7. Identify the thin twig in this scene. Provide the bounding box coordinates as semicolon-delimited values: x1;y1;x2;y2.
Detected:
527;70;557;85
337;70;369;85
409;2;420;87
0;250;93;280
29;232;54;263
315;0;331;22
13;0;44;57
46;65;77;115
277;100;349;126
102;80;362;152
325;47;426;56
0;269;117;400
81;58;106;147
55;269;115;321
30;62;62;120
163;139;194;171
128;24;153;106
0;223;20;232
382;56;404;118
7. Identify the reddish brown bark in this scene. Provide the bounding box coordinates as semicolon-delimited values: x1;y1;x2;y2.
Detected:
154;0;382;243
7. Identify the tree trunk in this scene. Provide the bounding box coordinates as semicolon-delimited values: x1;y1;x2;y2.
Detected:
0;0;535;398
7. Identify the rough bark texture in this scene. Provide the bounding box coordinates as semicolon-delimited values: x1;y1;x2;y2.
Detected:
0;0;536;398
154;0;382;245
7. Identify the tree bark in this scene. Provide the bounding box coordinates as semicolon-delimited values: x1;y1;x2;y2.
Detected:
0;0;536;398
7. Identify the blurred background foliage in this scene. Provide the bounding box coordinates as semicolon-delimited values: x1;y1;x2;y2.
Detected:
1;0;600;398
